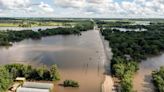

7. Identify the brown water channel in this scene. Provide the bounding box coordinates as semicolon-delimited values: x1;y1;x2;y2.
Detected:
133;54;164;92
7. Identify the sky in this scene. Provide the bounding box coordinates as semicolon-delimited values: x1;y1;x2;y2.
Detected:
0;0;164;18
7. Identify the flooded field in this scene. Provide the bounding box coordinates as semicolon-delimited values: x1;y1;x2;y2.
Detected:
111;27;147;32
0;26;64;31
0;29;108;92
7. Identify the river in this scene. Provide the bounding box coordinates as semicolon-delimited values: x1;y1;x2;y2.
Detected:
0;29;109;92
133;54;164;92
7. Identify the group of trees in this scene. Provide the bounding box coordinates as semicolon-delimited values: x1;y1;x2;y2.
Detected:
4;64;60;81
0;66;12;92
111;57;138;92
96;20;131;28
100;22;164;92
0;64;60;91
95;20;144;29
0;21;94;46
102;28;164;61
152;67;164;92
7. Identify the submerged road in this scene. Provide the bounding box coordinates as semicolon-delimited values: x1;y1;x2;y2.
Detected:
94;25;115;92
102;75;114;92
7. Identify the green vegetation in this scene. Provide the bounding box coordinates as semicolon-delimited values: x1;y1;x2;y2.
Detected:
4;64;60;81
100;21;164;92
152;67;164;92
0;21;94;46
96;20;132;28
0;66;12;92
63;80;79;87
0;63;60;91
50;65;60;81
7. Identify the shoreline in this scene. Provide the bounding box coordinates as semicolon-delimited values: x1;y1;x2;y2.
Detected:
102;75;115;92
96;28;115;92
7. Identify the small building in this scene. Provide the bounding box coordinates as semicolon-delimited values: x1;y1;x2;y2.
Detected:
15;82;54;92
17;87;49;92
23;82;53;90
13;78;53;92
15;77;26;84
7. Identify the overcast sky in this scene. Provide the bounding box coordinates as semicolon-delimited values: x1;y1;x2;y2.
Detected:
0;0;164;18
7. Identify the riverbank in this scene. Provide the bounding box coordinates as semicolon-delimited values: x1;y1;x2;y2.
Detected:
102;75;114;92
97;28;115;92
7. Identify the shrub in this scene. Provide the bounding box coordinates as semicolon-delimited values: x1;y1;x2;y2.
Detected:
63;80;79;87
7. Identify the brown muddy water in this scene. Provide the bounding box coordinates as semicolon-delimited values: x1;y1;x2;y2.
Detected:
133;54;164;92
0;30;107;92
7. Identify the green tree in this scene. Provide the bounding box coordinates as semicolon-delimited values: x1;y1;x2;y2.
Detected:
63;80;79;87
0;66;12;92
152;67;164;92
121;73;133;92
50;64;60;81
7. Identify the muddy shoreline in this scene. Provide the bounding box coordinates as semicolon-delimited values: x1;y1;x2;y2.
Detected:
97;29;115;92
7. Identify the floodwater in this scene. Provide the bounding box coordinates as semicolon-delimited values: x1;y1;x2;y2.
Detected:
131;21;150;25
0;26;64;31
111;27;147;32
133;54;164;92
0;29;107;92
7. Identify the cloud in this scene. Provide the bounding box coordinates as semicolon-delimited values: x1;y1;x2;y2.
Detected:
84;0;110;14
0;0;164;18
83;0;121;14
54;0;85;8
0;0;30;10
39;2;54;13
52;0;163;17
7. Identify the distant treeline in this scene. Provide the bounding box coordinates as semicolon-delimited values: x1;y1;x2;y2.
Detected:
0;64;60;91
0;17;91;23
0;21;94;46
96;21;131;28
100;22;164;92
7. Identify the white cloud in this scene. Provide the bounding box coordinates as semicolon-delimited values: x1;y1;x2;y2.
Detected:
54;0;110;14
84;0;110;14
39;2;54;13
26;7;34;12
0;0;30;9
86;0;112;4
52;0;164;17
0;0;164;18
54;0;85;8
